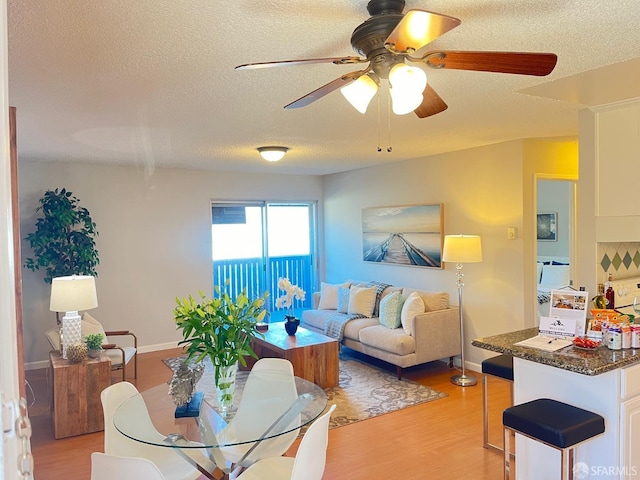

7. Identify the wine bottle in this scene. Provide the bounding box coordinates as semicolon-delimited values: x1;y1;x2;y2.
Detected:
605;273;615;309
593;283;607;309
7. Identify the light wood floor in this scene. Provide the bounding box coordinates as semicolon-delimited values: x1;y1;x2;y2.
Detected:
26;348;512;479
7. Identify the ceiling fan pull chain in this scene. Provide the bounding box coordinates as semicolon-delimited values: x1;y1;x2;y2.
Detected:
377;100;381;152
387;86;392;153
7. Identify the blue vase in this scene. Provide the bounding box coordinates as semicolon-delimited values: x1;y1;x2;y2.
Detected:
284;318;299;335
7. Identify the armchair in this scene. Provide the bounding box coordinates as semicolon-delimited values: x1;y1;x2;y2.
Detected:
45;312;137;381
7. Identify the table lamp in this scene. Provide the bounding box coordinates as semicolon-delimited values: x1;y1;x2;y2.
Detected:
442;234;483;387
50;275;98;359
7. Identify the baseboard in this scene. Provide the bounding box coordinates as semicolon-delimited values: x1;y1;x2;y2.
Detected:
138;342;181;354
24;342;182;370
25;360;50;371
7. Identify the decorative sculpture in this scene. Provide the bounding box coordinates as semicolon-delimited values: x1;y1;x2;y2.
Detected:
168;360;204;406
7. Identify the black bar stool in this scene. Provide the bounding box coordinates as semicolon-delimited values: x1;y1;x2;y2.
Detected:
503;398;605;480
481;354;513;452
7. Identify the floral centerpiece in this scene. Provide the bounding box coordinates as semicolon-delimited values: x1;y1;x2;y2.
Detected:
275;277;305;335
173;285;268;411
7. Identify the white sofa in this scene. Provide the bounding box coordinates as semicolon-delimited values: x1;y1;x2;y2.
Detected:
301;282;461;379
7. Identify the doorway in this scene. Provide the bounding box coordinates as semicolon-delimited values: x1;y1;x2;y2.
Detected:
211;201;317;322
535;178;576;318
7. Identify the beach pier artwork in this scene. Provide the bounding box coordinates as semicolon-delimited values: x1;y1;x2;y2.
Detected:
362;204;443;269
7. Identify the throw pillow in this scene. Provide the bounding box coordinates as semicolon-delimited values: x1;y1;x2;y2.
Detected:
400;292;425;336
318;281;350;310
337;287;350;313
81;312;108;345
378;291;404;329
540;264;570;287
402;288;449;312
347;285;377;317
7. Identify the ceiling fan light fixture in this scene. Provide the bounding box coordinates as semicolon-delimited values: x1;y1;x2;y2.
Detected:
389;64;427;115
390;88;423;115
257;146;289;162
340;74;379;114
389;63;427;92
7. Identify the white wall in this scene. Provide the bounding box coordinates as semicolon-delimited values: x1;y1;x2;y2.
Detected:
19;161;323;367
322;140;527;367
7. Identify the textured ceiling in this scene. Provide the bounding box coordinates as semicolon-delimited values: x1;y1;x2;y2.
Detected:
7;1;640;176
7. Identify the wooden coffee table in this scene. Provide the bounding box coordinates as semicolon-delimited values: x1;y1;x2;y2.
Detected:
247;325;339;388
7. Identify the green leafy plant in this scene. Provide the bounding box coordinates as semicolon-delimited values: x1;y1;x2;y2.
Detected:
23;188;99;283
173;285;268;386
85;333;104;351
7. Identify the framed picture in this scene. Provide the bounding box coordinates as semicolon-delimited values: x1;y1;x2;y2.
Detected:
537;212;557;241
362;203;443;268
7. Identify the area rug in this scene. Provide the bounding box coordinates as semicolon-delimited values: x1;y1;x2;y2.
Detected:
163;351;447;429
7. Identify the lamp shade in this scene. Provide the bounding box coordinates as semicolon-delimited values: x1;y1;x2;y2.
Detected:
341;74;379;114
442;235;483;263
388;63;427;115
50;275;98;312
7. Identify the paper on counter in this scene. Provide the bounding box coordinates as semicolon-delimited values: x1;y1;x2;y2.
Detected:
514;335;573;351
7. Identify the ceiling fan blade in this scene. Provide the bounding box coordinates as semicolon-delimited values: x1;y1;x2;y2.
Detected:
235;56;366;70
417;51;558;76
385;10;461;54
284;70;368;109
414;84;448;118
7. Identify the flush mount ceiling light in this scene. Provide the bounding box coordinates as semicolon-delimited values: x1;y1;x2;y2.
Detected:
257;146;289;162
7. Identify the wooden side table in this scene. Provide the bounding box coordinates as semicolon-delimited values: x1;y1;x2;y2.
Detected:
49;351;111;439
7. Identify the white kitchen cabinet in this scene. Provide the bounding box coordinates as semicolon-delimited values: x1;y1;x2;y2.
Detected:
596;102;640;218
621;363;640;479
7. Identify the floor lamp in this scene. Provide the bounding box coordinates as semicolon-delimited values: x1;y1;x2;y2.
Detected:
442;234;483;387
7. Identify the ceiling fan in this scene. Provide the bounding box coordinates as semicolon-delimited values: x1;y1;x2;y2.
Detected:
236;0;558;118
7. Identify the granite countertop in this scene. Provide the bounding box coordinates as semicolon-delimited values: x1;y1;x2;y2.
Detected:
472;327;640;376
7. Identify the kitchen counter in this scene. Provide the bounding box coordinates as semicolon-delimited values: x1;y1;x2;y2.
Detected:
472;327;640;375
473;327;640;478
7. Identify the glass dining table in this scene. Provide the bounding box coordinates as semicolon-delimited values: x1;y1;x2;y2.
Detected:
113;369;328;479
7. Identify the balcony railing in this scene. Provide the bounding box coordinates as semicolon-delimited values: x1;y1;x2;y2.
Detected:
213;255;313;322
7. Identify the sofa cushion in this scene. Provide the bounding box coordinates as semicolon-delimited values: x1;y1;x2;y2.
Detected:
337;287;350;313
301;309;337;331
343;317;380;341
402;288;449;312
358;325;416;356
348;285;377;317
318;281;350;310
378;291;404;329
401;292;425;336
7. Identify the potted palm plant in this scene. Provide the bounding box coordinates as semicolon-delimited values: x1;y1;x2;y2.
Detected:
173;285;268;412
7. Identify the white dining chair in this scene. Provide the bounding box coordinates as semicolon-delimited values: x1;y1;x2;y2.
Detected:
100;381;211;480
90;452;166;479
234;404;336;480
219;358;299;466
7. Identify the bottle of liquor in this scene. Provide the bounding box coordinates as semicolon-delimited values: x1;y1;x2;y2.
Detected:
605;273;615;309
593;283;607;309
